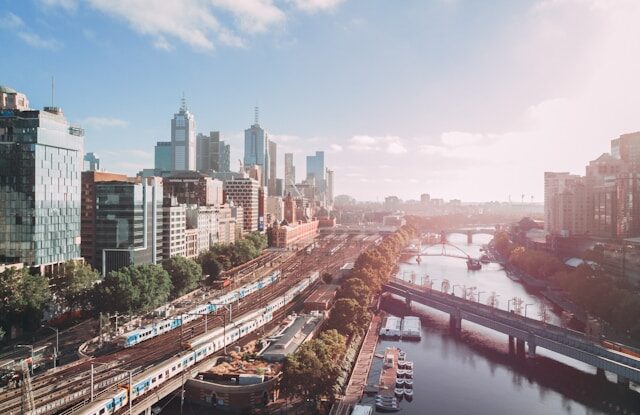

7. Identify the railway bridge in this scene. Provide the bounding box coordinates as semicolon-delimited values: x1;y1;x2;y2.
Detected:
382;279;640;387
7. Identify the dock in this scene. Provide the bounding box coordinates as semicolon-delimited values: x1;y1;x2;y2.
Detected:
378;347;399;398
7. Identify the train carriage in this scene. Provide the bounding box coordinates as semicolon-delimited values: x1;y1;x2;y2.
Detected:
76;388;128;415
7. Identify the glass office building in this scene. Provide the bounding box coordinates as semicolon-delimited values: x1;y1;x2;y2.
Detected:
0;89;84;271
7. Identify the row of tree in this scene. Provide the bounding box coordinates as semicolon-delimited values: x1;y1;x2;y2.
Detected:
493;231;640;341
281;225;416;406
0;232;268;340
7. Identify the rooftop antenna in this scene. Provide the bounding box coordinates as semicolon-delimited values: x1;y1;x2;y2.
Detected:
51;76;54;107
254;105;259;125
180;92;187;111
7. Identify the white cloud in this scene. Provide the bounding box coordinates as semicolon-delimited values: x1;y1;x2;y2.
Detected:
38;0;78;12
81;117;129;128
1;12;62;50
329;143;343;152
348;135;406;154
386;141;407;154
211;0;286;34
440;131;484;147
288;0;346;13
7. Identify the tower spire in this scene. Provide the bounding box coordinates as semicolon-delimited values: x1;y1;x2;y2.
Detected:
254;105;259;125
181;92;187;111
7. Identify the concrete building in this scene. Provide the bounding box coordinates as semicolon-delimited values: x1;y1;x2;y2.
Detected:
197;131;230;173
545;173;588;237
244;110;269;188
163;205;186;259
171;99;197;171
185;228;199;259
284;152;295;191
268;140;277;196
154;141;172;172
266;196;284;224
186;205;218;255
217;204;237;244
0;86;84;273
224;176;259;233
83;152;101;171
81;171;128;269
94;176;163;275
270;219;319;249
163;171;223;207
262;314;324;361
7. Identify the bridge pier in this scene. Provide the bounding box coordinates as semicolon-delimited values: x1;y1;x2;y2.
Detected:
508;335;515;354
527;334;536;357
516;338;526;357
596;368;606;379
449;310;461;335
467;230;473;244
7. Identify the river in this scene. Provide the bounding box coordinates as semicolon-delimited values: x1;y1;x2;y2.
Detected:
361;233;640;415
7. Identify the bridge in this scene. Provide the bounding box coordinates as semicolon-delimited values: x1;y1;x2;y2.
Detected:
382;279;640;387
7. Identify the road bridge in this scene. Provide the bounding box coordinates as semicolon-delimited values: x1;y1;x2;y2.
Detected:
382;279;640;387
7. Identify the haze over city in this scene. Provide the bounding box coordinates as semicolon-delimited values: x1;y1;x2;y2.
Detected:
3;0;640;201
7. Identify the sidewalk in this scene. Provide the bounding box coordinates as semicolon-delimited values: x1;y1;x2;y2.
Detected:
342;313;382;405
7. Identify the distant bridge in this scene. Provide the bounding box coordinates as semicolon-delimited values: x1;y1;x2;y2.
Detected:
382;279;640;386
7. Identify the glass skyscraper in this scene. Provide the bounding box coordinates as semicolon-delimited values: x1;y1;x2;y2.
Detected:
171;99;196;171
244;112;269;187
306;151;325;192
154;141;172;171
0;86;84;271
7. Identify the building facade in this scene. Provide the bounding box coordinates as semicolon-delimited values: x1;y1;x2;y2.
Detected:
171;101;197;171
244;116;269;188
306;151;325;192
84;152;101;171
196;131;231;173
224;177;259;233
268;140;277;196
154;141;172;171
163;205;186;259
94;177;163;275
0;86;84;272
163;171;223;207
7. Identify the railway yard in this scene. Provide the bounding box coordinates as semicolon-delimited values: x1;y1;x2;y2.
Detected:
0;232;376;415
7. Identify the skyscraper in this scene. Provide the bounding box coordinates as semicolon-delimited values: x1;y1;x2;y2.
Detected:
154;141;171;171
284;153;295;187
0;86;84;272
268;140;277;195
306;151;325;191
171;98;196;171
326;168;334;205
244;108;269;187
196;131;231;173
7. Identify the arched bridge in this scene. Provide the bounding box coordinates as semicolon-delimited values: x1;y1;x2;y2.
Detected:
382;279;640;387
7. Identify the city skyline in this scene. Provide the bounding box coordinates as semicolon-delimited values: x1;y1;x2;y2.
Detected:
3;1;640;202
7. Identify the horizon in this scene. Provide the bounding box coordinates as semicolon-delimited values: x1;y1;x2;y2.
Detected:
3;0;640;202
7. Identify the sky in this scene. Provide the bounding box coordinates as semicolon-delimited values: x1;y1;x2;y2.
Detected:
2;0;640;202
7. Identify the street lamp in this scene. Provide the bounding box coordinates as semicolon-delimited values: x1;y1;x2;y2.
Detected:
42;325;59;369
430;278;439;290
16;344;34;374
452;284;461;296
208;303;233;355
477;291;485;303
507;298;514;312
524;303;534;318
91;362;133;415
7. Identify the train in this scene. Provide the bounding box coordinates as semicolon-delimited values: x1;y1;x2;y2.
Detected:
77;271;319;415
120;270;282;348
601;340;640;359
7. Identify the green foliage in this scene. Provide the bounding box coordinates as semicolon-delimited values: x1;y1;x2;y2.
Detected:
325;298;371;337
198;251;222;283
0;267;51;331
336;278;371;306
92;264;172;314
493;231;514;258
52;260;99;310
162;256;203;298
509;246;564;279
200;233;268;282
281;330;346;404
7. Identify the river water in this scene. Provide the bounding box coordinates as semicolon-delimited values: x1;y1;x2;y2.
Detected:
361;233;640;415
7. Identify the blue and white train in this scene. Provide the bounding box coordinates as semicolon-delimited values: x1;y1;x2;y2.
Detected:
120;270;282;348
76;271;319;415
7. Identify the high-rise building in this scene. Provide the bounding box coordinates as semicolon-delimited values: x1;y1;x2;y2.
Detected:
84;152;101;171
196;131;230;173
163;205;186;259
611;132;640;169
94;176;163;275
268;140;277;196
163;171;223;207
244;109;269;187
284;152;295;188
0;86;84;273
224;176;260;232
420;193;431;205
155;141;172;171
326;168;334;206
306;151;325;192
544;172;587;236
171;98;197;171
81;171;128;269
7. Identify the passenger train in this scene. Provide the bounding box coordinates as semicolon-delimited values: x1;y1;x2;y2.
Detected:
120;270;282;348
76;271;319;415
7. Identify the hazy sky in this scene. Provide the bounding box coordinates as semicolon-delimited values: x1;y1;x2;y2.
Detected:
2;0;640;202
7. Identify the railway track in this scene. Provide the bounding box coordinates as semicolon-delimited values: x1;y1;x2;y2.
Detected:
0;236;369;415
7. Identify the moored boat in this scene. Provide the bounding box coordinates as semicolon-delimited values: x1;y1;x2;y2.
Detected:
395;388;404;397
404;369;413;378
467;258;482;270
404;387;413;397
375;402;400;412
404;361;413;370
404;379;413;388
396;377;405;386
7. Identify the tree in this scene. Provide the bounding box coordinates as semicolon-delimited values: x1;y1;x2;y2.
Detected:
163;256;203;298
234;239;258;265
337;278;371;306
199;251;222;283
0;267;51;331
322;272;333;284
51;260;99;310
92;264;172;314
325;298;370;337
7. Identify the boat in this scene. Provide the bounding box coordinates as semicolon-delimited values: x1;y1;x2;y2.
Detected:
395;388;404;396
398;351;406;361
467;258;482;270
376;395;397;402
395;377;405;386
480;254;490;264
404;387;413;397
404;379;413;388
396;369;406;376
404;370;414;378
404;361;413;370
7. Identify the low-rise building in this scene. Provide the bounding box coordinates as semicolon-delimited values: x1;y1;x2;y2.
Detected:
262;313;324;362
270;219;319;249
